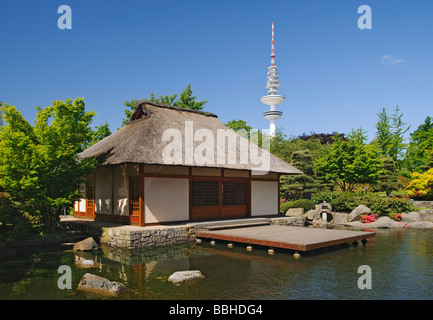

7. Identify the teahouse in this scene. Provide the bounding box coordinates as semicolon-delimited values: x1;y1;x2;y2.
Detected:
74;101;302;226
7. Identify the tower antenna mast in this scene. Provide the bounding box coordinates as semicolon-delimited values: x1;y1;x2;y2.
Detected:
260;23;284;137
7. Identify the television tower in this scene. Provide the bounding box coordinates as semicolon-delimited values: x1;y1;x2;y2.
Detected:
260;23;284;137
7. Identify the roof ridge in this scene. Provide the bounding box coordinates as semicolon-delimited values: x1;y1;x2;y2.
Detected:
129;100;218;123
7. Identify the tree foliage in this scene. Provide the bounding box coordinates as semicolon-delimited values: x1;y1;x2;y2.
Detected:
374;106;410;166
297;132;347;145
314;131;384;192
377;157;403;193
405;116;433;172
0;98;98;231
225;119;252;138
280;150;322;200
122;84;207;126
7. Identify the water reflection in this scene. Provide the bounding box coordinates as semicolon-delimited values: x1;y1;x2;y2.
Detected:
1;229;433;300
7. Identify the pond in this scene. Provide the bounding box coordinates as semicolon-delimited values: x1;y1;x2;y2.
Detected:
1;228;433;300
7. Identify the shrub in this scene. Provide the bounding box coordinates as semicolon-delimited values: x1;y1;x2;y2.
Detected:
368;196;413;216
329;192;361;212
280;199;316;213
361;214;376;224
406;168;433;200
313;191;415;216
0;193;32;245
311;191;341;204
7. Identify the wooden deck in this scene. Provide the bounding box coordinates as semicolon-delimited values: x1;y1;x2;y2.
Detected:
195;225;375;252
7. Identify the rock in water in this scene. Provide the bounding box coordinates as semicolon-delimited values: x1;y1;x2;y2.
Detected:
402;212;422;222
168;270;205;285
73;237;99;251
420;209;433;222
78;273;127;295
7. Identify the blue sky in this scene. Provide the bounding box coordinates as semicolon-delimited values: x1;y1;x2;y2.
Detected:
1;0;433;142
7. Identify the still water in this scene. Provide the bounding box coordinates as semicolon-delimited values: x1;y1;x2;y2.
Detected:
1;228;432;300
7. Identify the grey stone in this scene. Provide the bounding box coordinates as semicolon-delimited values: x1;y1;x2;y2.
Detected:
78;273;127;295
413;201;433;209
285;208;304;217
373;216;405;228
304;209;318;220
168;270;205;285
333;213;349;225
406;221;433;229
345;216;404;228
349;205;372;222
401;212;422;222
419;209;433;222
73;237;99;251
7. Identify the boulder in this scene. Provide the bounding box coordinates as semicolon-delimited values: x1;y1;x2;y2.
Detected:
345;216;404;228
304;209;318;221
285;208;304;217
168;270;205;285
73;237;99;251
78;273;127;295
406;221;433;229
401;212;422;223
413;201;433;209
419;209;433;222
371;216;405;228
333;213;349;225
348;205;372;222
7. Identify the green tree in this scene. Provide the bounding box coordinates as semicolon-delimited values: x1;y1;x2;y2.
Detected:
314;131;383;192
87;122;111;147
122;84;207;126
280;150;322;200
225;119;252;139
405;116;433;171
377;157;403;194
0;98;97;232
374;106;410;166
175;84;207;110
268;129;333;165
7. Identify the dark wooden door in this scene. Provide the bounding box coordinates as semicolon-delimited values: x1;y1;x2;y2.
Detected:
129;177;141;225
85;180;95;219
190;179;249;221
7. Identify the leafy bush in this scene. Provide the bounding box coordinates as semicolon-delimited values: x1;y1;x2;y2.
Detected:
328;192;362;212
0;193;32;245
311;191;414;216
311;191;341;204
368;196;413;216
406;168;433;200
280;199;316;213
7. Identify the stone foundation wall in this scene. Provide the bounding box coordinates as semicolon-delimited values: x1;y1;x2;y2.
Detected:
63;217;308;250
100;225;197;249
270;217;305;227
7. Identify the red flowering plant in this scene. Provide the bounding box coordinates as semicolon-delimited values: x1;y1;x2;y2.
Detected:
393;213;402;221
361;214;376;224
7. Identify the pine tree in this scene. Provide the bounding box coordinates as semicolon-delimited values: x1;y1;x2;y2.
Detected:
377;157;403;194
280;150;322;200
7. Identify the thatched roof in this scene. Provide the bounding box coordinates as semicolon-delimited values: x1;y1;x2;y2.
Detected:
79;101;302;175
